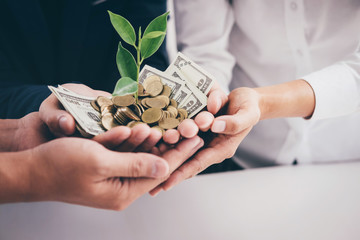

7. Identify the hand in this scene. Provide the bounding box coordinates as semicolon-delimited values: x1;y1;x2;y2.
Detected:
23;136;203;210
162;81;229;144
39;83;110;137
38;83;187;148
150;87;260;195
11;112;54;151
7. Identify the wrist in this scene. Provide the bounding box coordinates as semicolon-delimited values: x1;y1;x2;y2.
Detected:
0;119;21;152
0;150;38;203
254;80;315;120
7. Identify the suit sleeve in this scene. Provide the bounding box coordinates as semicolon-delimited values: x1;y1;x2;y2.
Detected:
0;51;51;119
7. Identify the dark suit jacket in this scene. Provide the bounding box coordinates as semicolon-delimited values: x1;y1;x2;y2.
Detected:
0;0;168;118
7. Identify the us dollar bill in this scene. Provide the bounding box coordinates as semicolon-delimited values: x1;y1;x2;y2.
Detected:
139;65;183;99
48;86;105;137
166;68;207;118
168;52;215;95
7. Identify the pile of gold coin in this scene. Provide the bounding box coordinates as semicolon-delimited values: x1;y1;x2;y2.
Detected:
90;75;189;135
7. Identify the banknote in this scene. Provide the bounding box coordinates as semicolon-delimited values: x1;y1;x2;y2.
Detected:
139;65;183;99
48;86;105;137
49;53;211;136
168;52;215;95
166;68;207;117
178;89;206;118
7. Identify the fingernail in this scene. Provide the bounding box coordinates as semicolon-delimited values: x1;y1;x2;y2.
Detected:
152;160;169;178
151;190;161;197
59;115;68;132
216;99;221;111
212;120;226;133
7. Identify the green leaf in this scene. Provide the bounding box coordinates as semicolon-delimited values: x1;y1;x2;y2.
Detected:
116;42;137;80
112;77;138;96
140;12;169;59
108;11;136;46
142;31;166;40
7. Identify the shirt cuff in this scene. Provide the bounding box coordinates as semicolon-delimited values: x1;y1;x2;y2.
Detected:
302;63;360;120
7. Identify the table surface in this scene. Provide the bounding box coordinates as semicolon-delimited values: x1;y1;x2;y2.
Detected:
1;162;360;240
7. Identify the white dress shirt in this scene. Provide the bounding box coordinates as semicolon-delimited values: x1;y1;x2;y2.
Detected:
174;0;360;168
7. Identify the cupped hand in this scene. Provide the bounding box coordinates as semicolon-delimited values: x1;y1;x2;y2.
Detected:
39;83;110;137
150;87;261;195
28;135;203;210
165;81;228;143
12;112;54;151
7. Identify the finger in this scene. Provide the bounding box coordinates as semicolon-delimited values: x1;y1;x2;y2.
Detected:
61;84;111;98
93;126;131;149
151;147;161;156
103;152;170;178
162;136;204;173
135;128;162;152
194;111;214;132
115;124;151;152
177;119;199;138
158;142;171;154
149;185;163;197
162;149;222;191
207;84;228;114
163;129;251;190
211;109;258;135
163;129;180;144
39;95;76;136
128;136;205;198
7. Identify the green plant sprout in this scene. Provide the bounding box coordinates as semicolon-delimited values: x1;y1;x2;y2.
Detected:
108;11;169;102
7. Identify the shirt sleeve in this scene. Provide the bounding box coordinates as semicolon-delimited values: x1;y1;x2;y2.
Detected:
173;0;236;93
0;84;51;119
302;46;360;120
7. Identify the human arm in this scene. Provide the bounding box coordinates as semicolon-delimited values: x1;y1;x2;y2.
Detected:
149;79;315;194
0;135;203;210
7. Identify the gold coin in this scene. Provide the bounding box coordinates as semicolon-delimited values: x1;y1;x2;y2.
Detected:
129;104;143;118
138;84;149;97
90;100;100;112
141;98;150;109
143;75;161;89
97;96;112;107
101;105;115;116
159;117;180;129
178;111;186;122
101;113;118;130
146;97;167;109
114;110;127;125
141;107;163;124
144;76;163;97
170;99;178;108
160;85;171;97
167;106;178;118
127;121;143;128
178;108;188;119
122;107;141;121
162;111;170;120
155;95;170;107
151;125;165;135
112;95;135;107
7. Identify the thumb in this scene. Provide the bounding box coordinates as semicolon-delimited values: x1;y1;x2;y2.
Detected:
207;87;228;115
105;152;170;178
211;108;259;135
39;95;76;137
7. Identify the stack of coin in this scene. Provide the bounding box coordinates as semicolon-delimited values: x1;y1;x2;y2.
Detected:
91;75;190;134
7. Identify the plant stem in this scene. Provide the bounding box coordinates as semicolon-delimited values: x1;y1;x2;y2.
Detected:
135;38;142;104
